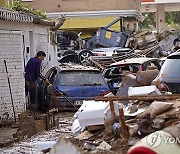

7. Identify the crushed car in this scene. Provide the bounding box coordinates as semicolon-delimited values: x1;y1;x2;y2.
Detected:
37;63;110;110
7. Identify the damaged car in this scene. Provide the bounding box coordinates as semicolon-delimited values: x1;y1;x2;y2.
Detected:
152;52;180;94
78;47;133;66
37;63;110;110
103;57;162;94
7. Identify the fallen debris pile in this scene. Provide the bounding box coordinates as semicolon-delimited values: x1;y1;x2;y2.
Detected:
127;30;158;50
66;93;180;153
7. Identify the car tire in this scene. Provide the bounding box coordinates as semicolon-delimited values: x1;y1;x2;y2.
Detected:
78;50;93;66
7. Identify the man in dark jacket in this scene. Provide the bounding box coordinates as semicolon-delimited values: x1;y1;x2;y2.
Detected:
25;51;47;111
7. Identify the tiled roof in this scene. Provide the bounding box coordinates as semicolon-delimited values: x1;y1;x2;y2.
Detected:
0;7;33;23
0;7;54;26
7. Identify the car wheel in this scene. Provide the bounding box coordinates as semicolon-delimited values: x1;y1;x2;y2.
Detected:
78;50;93;66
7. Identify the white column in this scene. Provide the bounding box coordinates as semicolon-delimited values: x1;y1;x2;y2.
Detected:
156;4;165;33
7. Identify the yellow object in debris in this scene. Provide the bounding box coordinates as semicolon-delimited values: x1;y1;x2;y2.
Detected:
106;31;111;39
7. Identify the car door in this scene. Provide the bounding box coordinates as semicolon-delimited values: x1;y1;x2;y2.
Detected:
38;67;57;110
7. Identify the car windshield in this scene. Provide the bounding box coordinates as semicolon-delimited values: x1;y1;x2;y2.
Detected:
57;71;106;86
159;58;180;78
104;64;140;78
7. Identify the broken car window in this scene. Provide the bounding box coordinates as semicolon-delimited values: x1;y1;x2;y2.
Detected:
57;71;106;86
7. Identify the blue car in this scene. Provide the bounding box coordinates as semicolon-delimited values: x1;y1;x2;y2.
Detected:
38;63;110;110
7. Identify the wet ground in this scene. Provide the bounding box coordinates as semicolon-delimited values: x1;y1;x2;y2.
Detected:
0;112;75;154
0;112;129;154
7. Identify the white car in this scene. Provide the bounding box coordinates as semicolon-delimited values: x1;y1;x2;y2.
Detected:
78;47;132;66
92;47;132;57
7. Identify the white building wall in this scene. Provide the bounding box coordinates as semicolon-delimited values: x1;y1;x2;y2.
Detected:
0;20;57;121
0;20;57;69
0;30;25;120
35;29;49;75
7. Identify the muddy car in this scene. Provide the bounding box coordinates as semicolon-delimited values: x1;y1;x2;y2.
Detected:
152;52;180;94
103;57;161;94
37;64;110;110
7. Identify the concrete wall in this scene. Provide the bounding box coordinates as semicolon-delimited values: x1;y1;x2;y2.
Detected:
22;0;141;13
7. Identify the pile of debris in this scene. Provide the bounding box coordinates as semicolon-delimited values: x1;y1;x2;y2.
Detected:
44;63;180;153
89;29;167;69
127;30;158;50
62;68;180;153
66;92;180;153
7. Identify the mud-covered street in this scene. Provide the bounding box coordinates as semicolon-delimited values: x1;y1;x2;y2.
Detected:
0;112;75;154
0;111;130;154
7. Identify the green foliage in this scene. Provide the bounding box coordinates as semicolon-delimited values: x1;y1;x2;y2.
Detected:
140;11;180;30
165;12;180;25
139;12;156;30
165;12;180;30
4;0;47;19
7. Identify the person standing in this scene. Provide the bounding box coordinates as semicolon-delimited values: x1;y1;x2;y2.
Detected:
25;51;48;111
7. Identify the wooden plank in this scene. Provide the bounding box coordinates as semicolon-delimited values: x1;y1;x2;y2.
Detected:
95;94;180;102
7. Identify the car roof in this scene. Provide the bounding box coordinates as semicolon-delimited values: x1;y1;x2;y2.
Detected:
167;51;180;58
160;57;167;61
56;63;100;71
109;57;158;67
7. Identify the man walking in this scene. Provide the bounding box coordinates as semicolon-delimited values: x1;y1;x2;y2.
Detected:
25;51;47;111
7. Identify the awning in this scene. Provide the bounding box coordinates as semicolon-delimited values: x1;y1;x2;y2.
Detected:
47;10;144;22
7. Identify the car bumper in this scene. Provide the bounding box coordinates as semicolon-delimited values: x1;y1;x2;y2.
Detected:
50;96;94;111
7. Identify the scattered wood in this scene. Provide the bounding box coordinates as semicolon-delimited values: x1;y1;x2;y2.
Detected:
95;94;180;102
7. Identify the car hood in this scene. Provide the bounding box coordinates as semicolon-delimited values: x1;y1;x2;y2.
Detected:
93;47;119;52
56;85;109;97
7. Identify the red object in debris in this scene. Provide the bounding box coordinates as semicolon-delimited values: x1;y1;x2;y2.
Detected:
99;90;110;96
139;65;143;71
128;146;157;154
158;82;169;92
93;53;106;56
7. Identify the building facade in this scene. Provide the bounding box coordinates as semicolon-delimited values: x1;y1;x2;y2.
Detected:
21;0;141;13
0;7;58;122
19;0;142;38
